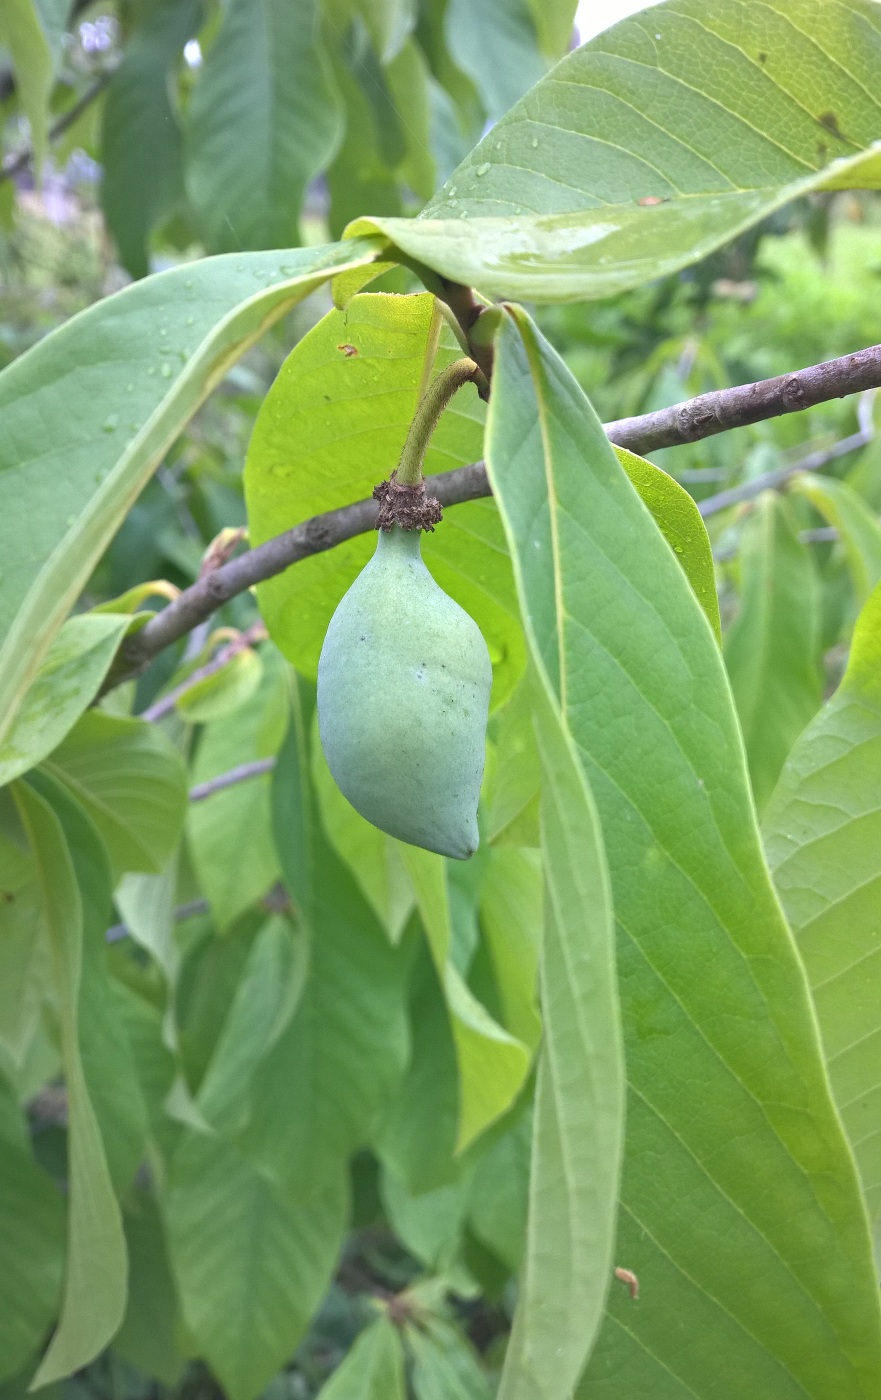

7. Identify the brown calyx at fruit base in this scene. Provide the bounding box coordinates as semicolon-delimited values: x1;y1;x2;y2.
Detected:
373;471;444;532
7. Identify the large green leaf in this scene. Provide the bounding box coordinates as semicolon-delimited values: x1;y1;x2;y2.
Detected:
0;236;382;744
764;580;881;1226
186;0;342;251
0;1075;64;1384
316;1315;406;1400
188;647;289;927
166;1131;347;1400
245;291;525;705
44;710;188;876
401;844;531;1152
497;675;623;1400
350;0;881;299
0;613;131;788
100;0;202;278
12;782;127;1386
486;307;881;1397
724;492;823;812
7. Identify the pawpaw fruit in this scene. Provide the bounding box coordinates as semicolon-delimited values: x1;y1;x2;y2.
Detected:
317;526;492;859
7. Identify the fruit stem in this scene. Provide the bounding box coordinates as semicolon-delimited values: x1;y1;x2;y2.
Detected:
396;357;485;487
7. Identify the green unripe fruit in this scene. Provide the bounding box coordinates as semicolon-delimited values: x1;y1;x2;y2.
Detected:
317;527;492;859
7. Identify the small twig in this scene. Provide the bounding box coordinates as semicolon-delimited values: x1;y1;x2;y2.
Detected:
140;621;266;722
105;897;209;945
106;346;881;690
698;428;870;518
188;757;276;802
0;73;112;183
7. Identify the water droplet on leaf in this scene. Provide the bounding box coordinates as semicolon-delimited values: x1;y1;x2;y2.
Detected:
476;162;490;176
102;414;119;432
160;362;173;378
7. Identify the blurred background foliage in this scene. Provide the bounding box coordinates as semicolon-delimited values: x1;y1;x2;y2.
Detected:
3;2;881;1399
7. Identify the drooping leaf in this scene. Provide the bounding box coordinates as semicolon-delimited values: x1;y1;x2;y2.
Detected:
485;674;541;847
467;1108;531;1274
316;1315;406;1400
31;769;150;1191
444;0;546;121
527;0;577;59
244;291;525;706
401;845;530;1152
0;613;131;788
0;236;382;744
166;1131;347;1400
791;471;881;605
0;1074;64;1385
407;1316;492;1400
381;1167;467;1271
271;673;316;914
100;0;202;278
0;0;53;168
493;674;622;1400
245;717;410;1198
486;307;881;1398
615;446;721;642
478;846;541;1050
186;0;343;251
385;41;436;200
724;492;823;812
325;52;402;239
188;646;289;928
196;914;307;1135
764;580;881;1226
114;858;178;981
44;710;188;876
374;939;461;1193
0;799;50;1066
312;727;414;943
349;0;881;300
354;0;415;62
115;1193;184;1388
12;781;127;1386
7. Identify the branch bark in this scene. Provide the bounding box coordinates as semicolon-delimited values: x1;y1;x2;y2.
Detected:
604;345;881;454
112;344;881;688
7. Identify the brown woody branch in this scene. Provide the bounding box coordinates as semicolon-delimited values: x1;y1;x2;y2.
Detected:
113;344;881;688
604;344;881;454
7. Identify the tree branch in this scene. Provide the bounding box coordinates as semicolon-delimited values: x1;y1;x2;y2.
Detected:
188;758;276;802
697;427;871;518
604;345;881;454
140;621;267;722
111;344;881;689
0;73;112;183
